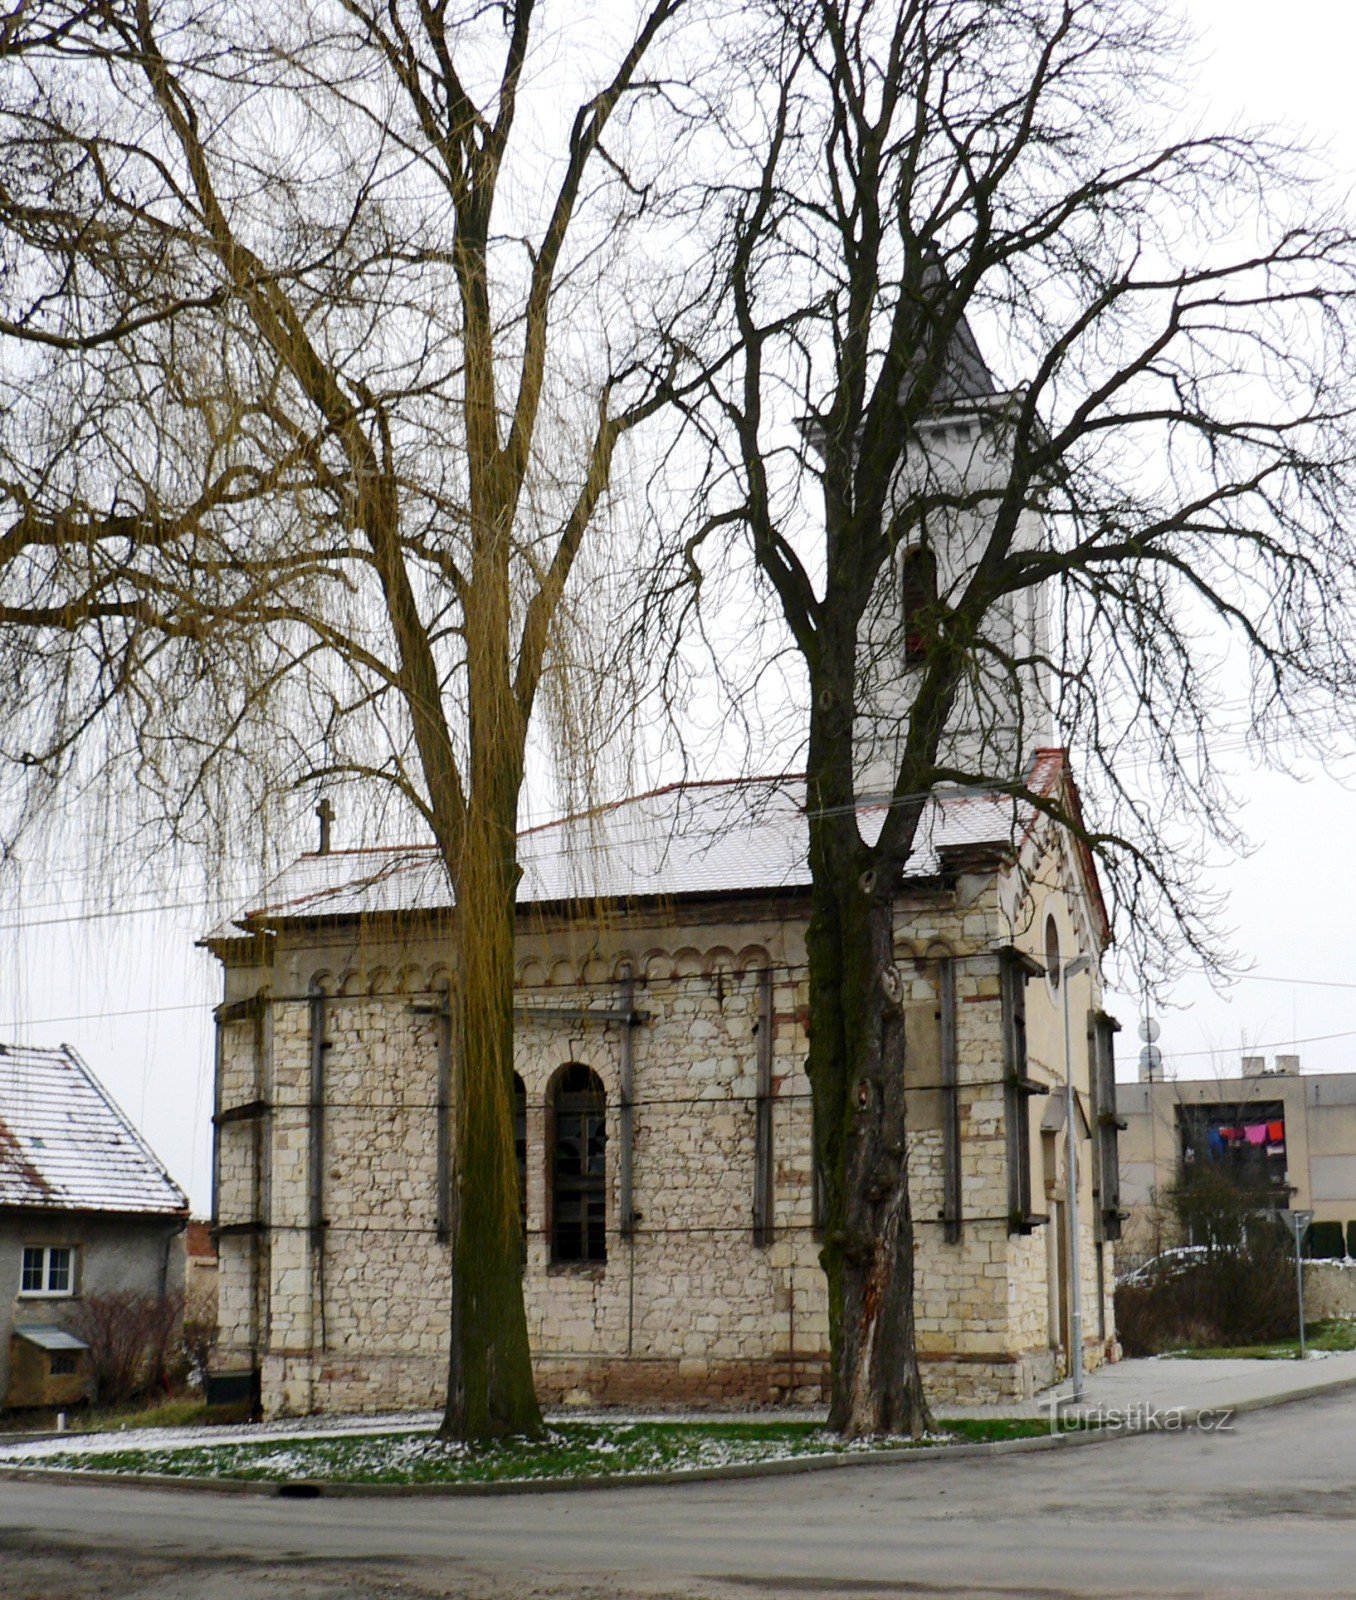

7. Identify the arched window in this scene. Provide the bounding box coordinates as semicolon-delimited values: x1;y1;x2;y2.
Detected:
1044;913;1062;996
900;544;938;666
513;1073;527;1258
551;1065;606;1264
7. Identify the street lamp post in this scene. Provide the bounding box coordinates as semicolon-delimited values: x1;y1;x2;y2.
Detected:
1061;952;1092;1405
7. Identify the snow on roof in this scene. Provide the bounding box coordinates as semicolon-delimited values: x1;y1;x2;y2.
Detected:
0;1043;187;1216
217;763;1069;935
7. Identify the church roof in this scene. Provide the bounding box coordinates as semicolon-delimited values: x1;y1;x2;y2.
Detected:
901;308;998;408
896;250;999;409
212;754;1089;935
0;1043;188;1215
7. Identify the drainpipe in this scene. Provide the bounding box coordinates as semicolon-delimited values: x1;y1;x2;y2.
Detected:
160;1216;185;1301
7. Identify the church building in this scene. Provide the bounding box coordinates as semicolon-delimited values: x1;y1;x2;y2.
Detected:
203;331;1123;1418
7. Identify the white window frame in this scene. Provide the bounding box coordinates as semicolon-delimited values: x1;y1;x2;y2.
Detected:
19;1244;76;1298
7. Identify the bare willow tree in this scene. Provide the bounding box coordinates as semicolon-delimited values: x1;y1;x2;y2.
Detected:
0;0;699;1440
662;0;1356;1436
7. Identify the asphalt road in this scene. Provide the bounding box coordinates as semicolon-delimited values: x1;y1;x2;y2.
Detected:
3;1390;1356;1600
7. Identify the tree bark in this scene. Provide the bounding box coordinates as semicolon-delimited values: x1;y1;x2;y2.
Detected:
806;670;932;1440
440;789;542;1440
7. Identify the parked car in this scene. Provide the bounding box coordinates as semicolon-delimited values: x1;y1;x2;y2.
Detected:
1116;1246;1209;1288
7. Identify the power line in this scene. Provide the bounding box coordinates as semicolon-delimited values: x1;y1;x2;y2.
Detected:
0;1001;208;1030
212;1079;1006;1116
0;763;1187;935
0;736;1333;937
0;879;257;923
6;937;1356;1038
1165;1025;1356;1061
1;952;1023;1030
1229;973;1356;992
10;959;1356;1037
0;896;244;934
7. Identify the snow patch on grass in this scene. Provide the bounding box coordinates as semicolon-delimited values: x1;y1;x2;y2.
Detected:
0;1417;1043;1487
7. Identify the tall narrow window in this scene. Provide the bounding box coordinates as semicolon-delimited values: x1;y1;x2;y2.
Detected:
1000;948;1047;1234
513;1072;527;1258
937;956;962;1243
1089;1012;1126;1242
552;1065;607;1264
307;978;331;1352
753;967;774;1247
900;544;938;666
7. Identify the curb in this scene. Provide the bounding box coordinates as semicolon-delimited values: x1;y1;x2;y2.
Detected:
1207;1368;1356;1418
3;1370;1354;1499
0;1423;1121;1498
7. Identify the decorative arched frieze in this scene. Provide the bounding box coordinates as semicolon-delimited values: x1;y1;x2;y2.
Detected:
702;945;736;978
580;953;612;986
640;947;671;981
735;943;772;974
394;962;423;995
672;946;704;979
517;957;548;991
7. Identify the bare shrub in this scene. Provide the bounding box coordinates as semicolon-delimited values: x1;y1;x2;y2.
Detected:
71;1291;184;1408
1113;1284;1183;1358
1115;1172;1297;1354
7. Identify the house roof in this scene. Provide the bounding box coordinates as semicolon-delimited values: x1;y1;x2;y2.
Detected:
0;1044;187;1216
212;752;1100;937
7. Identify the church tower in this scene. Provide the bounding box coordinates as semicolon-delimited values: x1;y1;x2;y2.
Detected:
853;316;1055;801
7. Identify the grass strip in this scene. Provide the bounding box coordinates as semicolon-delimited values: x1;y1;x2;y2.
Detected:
1;1417;1057;1487
1168;1317;1356;1361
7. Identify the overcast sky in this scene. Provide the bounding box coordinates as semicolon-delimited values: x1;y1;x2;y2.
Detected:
4;0;1356;1215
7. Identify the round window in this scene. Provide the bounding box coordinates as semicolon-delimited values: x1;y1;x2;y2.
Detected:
1044;913;1061;991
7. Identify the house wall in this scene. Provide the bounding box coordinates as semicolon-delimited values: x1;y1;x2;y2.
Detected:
212;855;1113;1417
1118;1073;1356;1263
1017;846;1110;1378
0;1210;185;1405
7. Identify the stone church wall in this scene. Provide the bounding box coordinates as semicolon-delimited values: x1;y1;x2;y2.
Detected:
211;880;1111;1416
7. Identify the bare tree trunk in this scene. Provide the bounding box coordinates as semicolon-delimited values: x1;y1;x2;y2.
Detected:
806;674;932;1440
442;789;542;1439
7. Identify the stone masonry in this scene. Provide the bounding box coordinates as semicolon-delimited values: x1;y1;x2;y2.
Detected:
210;817;1118;1417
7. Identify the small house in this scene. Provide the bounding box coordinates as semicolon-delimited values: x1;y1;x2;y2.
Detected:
0;1042;188;1409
